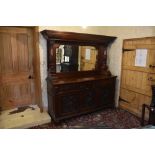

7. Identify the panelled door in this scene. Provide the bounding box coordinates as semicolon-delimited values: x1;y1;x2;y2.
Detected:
0;27;36;110
119;37;155;117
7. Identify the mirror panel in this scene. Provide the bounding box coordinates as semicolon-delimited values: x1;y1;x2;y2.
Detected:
56;45;98;73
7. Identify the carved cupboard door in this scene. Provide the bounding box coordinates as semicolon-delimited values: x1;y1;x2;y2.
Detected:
95;79;115;108
119;38;155;117
56;91;80;117
79;82;96;111
0;27;35;110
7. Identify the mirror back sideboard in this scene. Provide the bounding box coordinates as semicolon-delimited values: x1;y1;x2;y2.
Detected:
41;30;117;122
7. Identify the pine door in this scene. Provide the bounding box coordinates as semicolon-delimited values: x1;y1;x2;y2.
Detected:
0;27;36;110
119;37;155;117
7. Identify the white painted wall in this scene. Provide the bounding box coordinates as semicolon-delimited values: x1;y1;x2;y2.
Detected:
39;26;155;110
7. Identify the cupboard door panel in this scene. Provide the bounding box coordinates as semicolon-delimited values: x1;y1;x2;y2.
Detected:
56;91;80;117
95;80;115;108
80;90;96;112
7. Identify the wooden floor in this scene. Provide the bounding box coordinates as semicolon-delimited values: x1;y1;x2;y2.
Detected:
0;105;51;129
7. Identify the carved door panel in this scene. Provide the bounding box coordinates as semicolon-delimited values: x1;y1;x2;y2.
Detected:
80;83;96;111
80;91;96;111
95;80;115;108
56;91;80;117
0;27;35;110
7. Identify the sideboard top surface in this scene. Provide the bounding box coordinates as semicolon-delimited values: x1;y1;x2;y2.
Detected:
47;75;117;85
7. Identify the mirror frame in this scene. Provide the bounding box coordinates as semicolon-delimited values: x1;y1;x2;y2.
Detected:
41;30;116;78
55;44;99;73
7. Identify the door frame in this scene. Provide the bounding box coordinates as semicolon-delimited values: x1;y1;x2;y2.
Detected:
0;26;43;112
32;26;43;112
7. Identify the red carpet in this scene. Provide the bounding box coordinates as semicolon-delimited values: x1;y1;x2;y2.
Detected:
30;108;143;129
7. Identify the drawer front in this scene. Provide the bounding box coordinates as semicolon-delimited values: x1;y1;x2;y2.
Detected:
95;78;115;88
54;83;80;93
54;81;93;95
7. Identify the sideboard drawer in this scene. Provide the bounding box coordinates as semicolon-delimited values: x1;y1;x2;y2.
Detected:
54;81;93;95
95;78;115;88
54;84;78;95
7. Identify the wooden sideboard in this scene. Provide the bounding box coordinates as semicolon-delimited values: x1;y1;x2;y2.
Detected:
47;76;116;122
41;30;117;122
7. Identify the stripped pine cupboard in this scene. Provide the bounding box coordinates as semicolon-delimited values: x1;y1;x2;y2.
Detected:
119;37;155;118
0;27;42;111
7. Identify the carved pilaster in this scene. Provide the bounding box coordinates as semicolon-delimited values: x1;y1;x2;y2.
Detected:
98;46;111;76
47;41;60;74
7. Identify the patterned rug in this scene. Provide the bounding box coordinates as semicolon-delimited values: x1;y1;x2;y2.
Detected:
30;108;143;129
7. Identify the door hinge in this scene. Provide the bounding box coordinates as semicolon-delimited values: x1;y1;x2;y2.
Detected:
119;97;129;103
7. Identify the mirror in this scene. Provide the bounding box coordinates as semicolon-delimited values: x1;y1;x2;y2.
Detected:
56;45;98;73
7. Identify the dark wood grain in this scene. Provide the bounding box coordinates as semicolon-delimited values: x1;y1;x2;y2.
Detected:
41;30;116;46
41;30;117;76
41;29;117;122
47;76;116;122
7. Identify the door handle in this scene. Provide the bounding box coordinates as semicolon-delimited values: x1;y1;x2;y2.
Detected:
28;75;34;79
149;65;155;68
148;77;155;81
